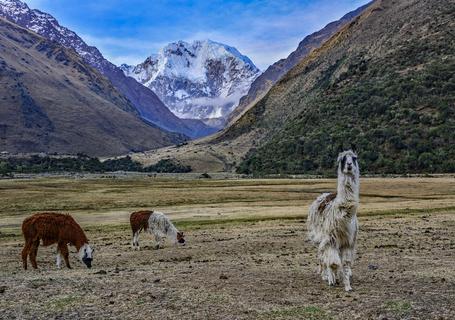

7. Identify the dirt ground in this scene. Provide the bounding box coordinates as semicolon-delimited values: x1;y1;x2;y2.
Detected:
1;213;454;319
0;177;454;319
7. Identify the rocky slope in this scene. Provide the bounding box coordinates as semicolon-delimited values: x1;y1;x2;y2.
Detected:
0;0;213;138
122;40;260;125
0;17;185;156
227;2;372;124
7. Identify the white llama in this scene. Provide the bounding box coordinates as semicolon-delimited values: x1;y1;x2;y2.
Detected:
130;210;185;250
307;150;359;291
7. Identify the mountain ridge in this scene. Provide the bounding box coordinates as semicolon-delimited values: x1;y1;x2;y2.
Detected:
0;17;186;156
0;0;214;138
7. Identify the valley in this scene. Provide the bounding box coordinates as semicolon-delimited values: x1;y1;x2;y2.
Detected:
0;0;454;319
0;176;454;319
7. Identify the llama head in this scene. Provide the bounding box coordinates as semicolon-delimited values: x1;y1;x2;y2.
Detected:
176;232;185;245
79;244;94;268
337;150;359;177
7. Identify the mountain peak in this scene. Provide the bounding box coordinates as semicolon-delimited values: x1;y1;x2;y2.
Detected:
0;0;28;17
161;39;257;69
123;39;260;121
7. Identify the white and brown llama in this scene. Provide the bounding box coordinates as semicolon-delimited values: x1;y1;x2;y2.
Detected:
130;210;185;250
22;212;94;269
307;150;359;291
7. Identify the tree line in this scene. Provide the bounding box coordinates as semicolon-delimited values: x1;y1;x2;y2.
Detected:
0;154;191;175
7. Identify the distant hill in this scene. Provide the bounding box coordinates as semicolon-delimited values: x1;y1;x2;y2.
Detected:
0;18;185;156
227;2;372;124
227;0;455;174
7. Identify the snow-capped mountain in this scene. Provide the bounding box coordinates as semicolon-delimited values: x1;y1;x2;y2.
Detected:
121;40;261;122
0;0;214;138
0;0;109;72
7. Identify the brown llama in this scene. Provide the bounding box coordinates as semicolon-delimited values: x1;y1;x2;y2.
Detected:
22;212;94;270
130;210;185;250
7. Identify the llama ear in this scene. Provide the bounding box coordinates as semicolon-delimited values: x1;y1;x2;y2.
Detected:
336;150;343;163
350;143;357;154
337;144;344;153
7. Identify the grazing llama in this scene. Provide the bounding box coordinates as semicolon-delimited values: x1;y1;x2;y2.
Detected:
307;150;359;291
130;210;185;250
22;212;94;269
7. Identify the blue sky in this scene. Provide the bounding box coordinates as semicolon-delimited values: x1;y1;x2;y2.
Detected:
24;0;369;70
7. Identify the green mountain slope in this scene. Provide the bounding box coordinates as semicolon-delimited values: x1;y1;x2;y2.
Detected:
227;0;455;174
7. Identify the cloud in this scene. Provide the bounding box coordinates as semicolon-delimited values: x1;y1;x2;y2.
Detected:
103;54;146;67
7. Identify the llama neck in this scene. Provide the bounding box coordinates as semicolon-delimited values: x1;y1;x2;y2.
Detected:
337;170;359;205
167;224;178;243
73;239;88;251
71;227;89;251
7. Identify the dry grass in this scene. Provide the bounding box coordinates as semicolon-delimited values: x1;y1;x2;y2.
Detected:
0;176;454;319
1;176;454;232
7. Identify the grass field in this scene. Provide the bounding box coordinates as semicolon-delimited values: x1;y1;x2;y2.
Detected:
1;176;454;319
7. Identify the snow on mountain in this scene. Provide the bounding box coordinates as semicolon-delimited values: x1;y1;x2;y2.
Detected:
0;0;108;71
0;0;216;138
121;40;261;122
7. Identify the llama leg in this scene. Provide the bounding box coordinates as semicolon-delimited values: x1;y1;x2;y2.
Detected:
154;234;162;249
321;268;328;281
135;232;141;250
159;236;165;248
29;240;40;269
58;243;71;269
341;248;354;291
318;258;328;281
56;249;63;269
342;263;352;291
341;247;354;278
22;241;32;270
321;246;341;286
327;264;338;286
131;231;139;250
341;250;352;291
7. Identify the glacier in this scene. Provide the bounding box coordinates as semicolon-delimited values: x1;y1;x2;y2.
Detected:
121;39;261;123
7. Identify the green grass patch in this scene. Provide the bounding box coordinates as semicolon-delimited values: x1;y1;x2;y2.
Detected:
46;295;80;311
384;300;412;315
262;306;333;319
